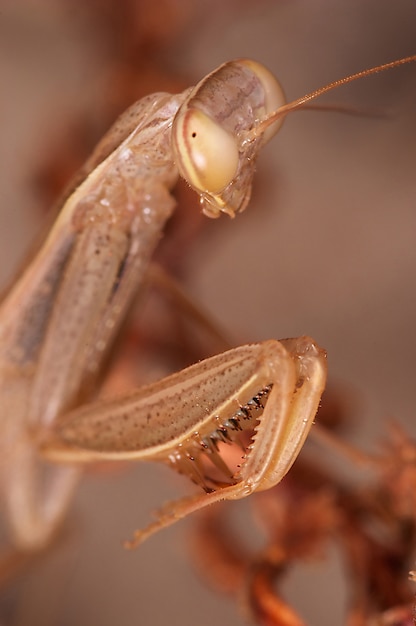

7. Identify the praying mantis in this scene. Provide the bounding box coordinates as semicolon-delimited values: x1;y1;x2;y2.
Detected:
0;55;414;555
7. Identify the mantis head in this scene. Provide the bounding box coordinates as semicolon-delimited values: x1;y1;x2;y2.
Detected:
172;55;416;218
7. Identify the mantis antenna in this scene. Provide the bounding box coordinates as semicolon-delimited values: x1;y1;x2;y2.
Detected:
248;54;416;141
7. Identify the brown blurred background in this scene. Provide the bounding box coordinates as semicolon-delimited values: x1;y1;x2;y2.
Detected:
0;1;415;624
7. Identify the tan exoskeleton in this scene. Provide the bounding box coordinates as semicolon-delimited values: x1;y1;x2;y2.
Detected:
0;56;414;552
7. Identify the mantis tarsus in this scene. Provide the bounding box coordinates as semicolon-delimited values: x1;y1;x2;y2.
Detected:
0;55;414;553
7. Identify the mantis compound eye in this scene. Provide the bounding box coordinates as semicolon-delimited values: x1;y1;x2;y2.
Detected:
172;106;240;195
238;59;286;142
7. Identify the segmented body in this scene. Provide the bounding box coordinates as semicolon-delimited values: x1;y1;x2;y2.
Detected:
0;60;287;549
